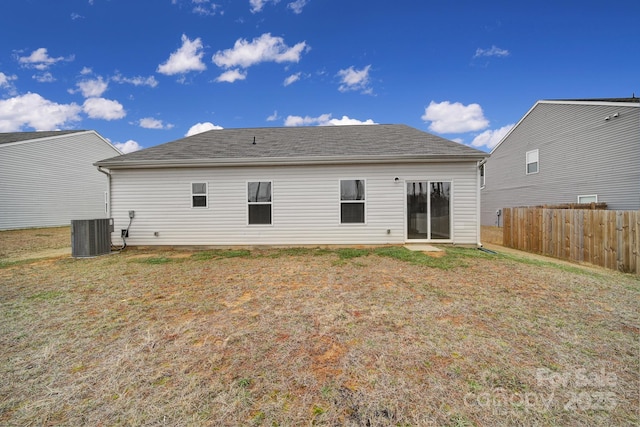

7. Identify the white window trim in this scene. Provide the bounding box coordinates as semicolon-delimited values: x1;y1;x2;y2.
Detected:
191;182;208;208
577;194;598;204
339;178;367;225
479;163;486;189
247;180;273;226
526;149;539;175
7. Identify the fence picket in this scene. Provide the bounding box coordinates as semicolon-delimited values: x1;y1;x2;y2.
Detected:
502;207;639;274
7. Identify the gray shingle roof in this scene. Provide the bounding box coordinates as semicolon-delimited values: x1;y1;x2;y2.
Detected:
545;97;640;103
0;130;86;145
96;124;486;168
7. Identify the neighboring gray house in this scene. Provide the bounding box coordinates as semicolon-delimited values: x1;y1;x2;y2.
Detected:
95;125;487;247
0;130;122;230
481;98;640;226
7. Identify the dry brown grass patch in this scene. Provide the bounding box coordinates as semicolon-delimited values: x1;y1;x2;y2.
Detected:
481;226;504;245
0;226;70;259
0;229;638;426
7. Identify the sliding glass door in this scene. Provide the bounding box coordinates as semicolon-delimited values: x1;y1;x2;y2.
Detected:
406;181;451;240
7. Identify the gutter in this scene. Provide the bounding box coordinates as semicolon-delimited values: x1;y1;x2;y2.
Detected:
94;154;487;170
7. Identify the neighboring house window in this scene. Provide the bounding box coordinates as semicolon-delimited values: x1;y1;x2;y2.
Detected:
526;149;539;174
480;163;486;188
191;182;208;207
578;195;598;204
340;179;366;224
248;181;272;225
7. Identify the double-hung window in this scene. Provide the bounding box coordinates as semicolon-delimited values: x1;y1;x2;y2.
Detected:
480;163;486;188
526;149;539;174
340;179;366;224
191;182;208;208
248;181;272;225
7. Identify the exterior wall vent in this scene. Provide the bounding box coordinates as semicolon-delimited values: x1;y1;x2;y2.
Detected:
71;218;113;257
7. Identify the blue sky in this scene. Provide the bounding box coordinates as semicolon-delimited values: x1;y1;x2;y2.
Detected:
1;0;638;153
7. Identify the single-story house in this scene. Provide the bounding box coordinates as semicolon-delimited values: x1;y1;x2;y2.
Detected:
0;130;122;230
481;97;640;226
95;125;487;247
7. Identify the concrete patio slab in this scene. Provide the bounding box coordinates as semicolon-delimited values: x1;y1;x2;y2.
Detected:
403;244;443;252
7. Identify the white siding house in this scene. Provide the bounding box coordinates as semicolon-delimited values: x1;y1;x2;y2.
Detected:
95;125;487;246
481;98;640;226
0;130;122;230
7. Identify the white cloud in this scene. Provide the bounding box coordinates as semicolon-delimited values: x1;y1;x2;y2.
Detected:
0;72;18;93
266;110;279;121
82;97;126;120
33;72;55;83
284;113;376;127
249;0;279;13
138;117;174;129
215;69;247;83
75;76;108;97
337;65;372;94
473;45;509;58
0;93;81;132
80;67;92;75
327;116;377;126
186;121;223;136
283;72;301;86
287;0;307;14
284;113;331;127
470;124;514;150
71;13;84;20
157;34;207;76
421;100;489;133
18;48;73;70
114;140;143;154
112;73;159;88
192;1;222;16
212;33;308;69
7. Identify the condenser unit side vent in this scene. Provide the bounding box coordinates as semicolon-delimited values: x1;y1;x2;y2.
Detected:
71;218;113;258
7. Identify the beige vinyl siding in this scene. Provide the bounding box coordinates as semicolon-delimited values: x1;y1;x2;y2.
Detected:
0;131;120;230
481;102;640;226
109;161;480;246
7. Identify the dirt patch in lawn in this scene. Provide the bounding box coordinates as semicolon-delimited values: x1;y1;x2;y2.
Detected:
0;228;638;426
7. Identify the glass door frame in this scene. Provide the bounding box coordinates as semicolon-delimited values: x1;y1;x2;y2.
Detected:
404;179;453;243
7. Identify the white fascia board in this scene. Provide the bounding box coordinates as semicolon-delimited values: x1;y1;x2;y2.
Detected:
90;130;123;155
0;130;91;148
489;101;540;155
0;130;122;155
540;100;640;108
95;154;488;169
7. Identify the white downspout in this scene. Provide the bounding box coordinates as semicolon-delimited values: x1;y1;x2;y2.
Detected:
97;166;111;218
476;160;483;248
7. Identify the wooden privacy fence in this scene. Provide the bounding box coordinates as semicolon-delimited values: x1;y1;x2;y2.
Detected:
503;207;640;274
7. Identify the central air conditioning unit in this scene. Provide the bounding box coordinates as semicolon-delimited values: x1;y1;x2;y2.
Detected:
71;218;113;258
